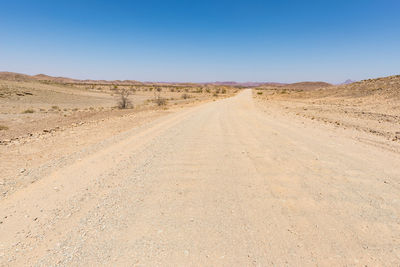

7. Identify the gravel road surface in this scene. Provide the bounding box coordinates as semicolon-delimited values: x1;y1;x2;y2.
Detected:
1;89;399;266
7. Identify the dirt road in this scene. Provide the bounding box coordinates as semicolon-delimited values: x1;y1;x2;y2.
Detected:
1;89;399;266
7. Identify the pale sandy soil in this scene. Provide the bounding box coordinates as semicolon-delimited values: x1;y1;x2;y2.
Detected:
254;77;400;143
1;90;400;266
0;80;225;141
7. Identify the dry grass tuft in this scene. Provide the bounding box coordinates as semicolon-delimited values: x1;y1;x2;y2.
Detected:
0;125;9;131
22;109;34;114
181;93;190;99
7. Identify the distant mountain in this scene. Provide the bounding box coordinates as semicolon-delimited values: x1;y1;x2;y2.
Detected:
204;81;287;87
256;81;332;90
0;72;141;85
341;79;356;85
0;71;33;81
33;74;80;83
0;71;332;89
283;81;332;90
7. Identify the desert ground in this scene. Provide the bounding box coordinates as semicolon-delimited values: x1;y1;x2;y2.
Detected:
1;74;400;265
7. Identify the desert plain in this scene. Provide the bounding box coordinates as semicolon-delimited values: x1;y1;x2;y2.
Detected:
0;72;400;265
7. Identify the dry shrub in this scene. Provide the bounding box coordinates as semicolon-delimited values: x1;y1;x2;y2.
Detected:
117;89;133;109
155;97;167;106
22;109;34;113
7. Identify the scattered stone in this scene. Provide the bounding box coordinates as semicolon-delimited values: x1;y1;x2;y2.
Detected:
394;132;400;140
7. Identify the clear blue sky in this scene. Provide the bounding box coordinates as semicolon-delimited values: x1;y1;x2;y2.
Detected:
1;0;399;83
